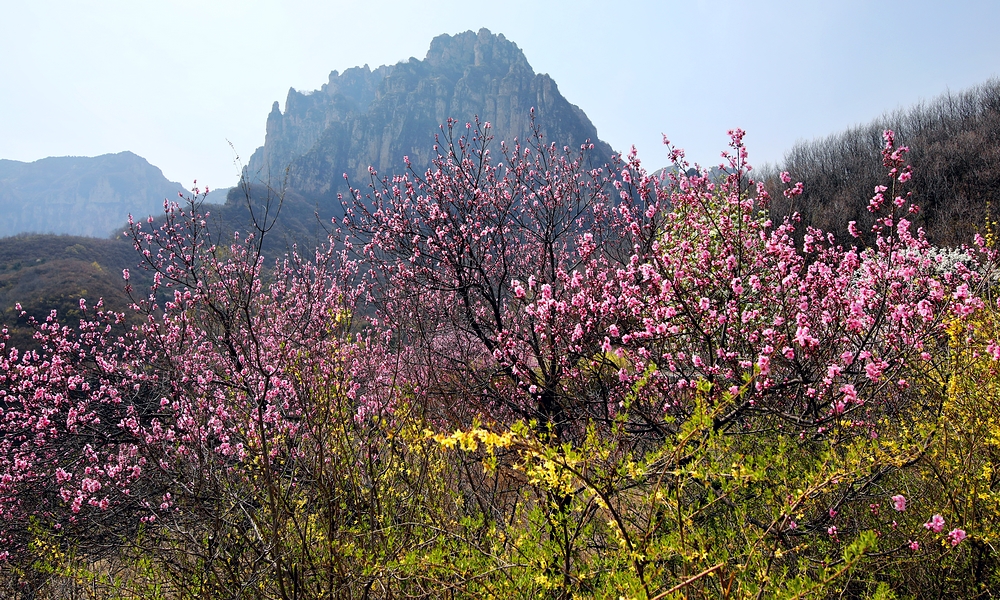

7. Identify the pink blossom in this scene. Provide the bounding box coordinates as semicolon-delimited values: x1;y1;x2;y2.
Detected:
865;361;884;381
891;494;906;512
948;528;967;546
841;384;858;405
756;355;770;376
925;514;945;533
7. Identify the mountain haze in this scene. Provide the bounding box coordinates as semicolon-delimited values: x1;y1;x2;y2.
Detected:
0;152;187;238
243;28;616;205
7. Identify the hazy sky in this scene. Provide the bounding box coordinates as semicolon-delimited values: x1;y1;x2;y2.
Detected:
2;0;998;190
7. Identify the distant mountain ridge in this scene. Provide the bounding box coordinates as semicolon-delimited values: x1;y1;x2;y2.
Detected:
243;28;616;205
0;152;187;238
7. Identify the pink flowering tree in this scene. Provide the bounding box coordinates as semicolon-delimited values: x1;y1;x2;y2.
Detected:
0;300;160;569
613;128;977;432
344;120;972;440
367;124;981;595
0;192;422;597
574;128;981;591
341;116;666;438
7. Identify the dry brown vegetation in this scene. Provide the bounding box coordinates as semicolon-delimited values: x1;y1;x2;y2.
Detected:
761;79;1000;247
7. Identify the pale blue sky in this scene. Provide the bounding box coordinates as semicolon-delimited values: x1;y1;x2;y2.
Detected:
2;0;998;190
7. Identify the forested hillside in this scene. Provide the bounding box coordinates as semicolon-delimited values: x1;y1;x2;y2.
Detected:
0;234;146;348
762;79;1000;246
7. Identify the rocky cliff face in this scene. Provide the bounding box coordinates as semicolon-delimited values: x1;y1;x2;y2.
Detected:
244;29;615;206
0;152;186;238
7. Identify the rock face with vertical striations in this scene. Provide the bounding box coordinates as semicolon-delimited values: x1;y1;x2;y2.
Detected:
243;28;616;207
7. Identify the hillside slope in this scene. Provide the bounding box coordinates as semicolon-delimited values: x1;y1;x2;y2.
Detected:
762;79;1000;247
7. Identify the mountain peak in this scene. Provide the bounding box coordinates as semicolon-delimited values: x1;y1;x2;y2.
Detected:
244;30;614;207
424;28;529;72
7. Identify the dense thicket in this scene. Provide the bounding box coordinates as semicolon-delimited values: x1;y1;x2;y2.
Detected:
763;79;1000;247
1;121;998;599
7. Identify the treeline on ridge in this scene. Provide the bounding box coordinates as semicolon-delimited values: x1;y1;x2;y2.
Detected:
761;78;1000;247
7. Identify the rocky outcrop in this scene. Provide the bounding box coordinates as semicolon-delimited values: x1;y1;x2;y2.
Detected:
243;29;615;208
0;152;186;238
